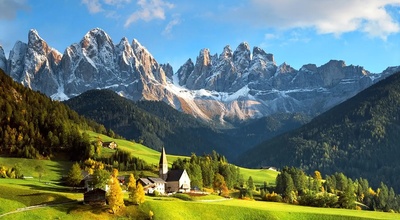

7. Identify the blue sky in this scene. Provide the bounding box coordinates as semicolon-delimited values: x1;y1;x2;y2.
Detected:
1;0;400;73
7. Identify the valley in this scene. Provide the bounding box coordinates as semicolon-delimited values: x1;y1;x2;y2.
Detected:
0;132;399;220
1;23;400;219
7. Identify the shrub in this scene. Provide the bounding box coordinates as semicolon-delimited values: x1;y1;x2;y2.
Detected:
298;192;338;208
153;190;160;197
263;191;282;202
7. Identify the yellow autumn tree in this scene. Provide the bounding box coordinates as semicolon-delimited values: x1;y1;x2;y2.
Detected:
107;173;125;214
128;173;137;200
132;182;145;205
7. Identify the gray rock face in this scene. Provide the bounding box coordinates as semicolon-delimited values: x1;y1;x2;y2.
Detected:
6;30;61;96
176;59;194;85
176;44;396;121
3;29;399;124
0;46;7;72
161;63;174;81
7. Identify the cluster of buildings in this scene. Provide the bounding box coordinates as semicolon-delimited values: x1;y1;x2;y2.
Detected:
83;147;191;204
138;147;191;194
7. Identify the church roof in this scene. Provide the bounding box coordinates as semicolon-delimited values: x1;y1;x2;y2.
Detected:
148;177;166;183
166;169;185;182
138;178;152;186
159;147;168;165
139;177;166;186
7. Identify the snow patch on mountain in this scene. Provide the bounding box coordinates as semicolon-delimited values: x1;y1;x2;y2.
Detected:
3;28;400;124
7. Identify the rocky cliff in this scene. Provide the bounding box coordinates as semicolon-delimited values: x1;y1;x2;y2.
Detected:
2;28;399;124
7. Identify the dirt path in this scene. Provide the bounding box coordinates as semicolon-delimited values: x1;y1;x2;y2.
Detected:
0;200;82;218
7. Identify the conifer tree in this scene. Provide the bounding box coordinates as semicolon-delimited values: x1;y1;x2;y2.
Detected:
247;176;254;191
66;162;82;186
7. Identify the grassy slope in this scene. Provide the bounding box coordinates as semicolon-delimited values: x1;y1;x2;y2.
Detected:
0;157;72;182
145;198;400;220
3;131;399;219
2;196;400;220
85;131;178;166
85;131;278;185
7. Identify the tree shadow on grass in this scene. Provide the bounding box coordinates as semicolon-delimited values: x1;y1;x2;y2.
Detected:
17;183;80;194
66;202;110;216
45;162;71;182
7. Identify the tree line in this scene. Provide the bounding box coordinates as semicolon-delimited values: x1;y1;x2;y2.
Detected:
172;151;241;191
267;166;400;212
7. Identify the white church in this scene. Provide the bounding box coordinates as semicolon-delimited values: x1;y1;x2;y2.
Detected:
138;147;191;194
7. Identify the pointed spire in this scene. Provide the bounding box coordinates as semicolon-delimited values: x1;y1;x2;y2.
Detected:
159;147;168;180
159;147;168;165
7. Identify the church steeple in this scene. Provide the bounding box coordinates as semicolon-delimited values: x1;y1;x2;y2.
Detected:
159;147;168;180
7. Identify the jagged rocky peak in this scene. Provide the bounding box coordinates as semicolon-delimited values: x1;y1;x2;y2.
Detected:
277;62;296;74
300;63;318;72
320;60;346;70
116;37;132;54
7;41;27;80
177;58;194;86
131;38;151;58
198;48;212;66
131;38;154;66
318;60;367;87
220;45;233;60
252;46;274;63
116;37;137;75
28;29;50;54
233;42;251;72
161;63;174;80
80;28;114;60
5;29;61;96
131;38;167;84
27;29;62;64
0;45;6;72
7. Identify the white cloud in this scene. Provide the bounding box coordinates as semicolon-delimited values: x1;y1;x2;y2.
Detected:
124;0;174;27
230;0;400;39
162;14;180;36
264;33;278;40
0;0;29;20
82;0;104;14
104;0;131;5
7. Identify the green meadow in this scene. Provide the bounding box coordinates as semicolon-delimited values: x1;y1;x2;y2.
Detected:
1;192;399;220
0;131;399;219
85;131;278;185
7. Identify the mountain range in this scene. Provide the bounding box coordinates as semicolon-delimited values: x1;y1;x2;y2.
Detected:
1;28;399;125
2;28;400;192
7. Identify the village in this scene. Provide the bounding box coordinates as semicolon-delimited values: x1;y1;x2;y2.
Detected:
82;146;192;205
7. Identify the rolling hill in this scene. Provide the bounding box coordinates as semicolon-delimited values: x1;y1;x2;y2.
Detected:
64;89;309;159
0;69;106;160
64;89;237;158
236;71;400;192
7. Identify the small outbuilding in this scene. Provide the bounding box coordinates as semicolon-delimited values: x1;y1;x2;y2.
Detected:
83;188;106;205
102;141;118;150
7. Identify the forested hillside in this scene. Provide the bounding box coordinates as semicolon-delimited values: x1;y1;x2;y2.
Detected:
230;113;310;150
0;69;107;159
64;89;237;158
237;72;400;192
65;89;310;159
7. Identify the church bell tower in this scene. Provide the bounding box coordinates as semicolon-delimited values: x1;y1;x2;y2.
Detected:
159;147;168;180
